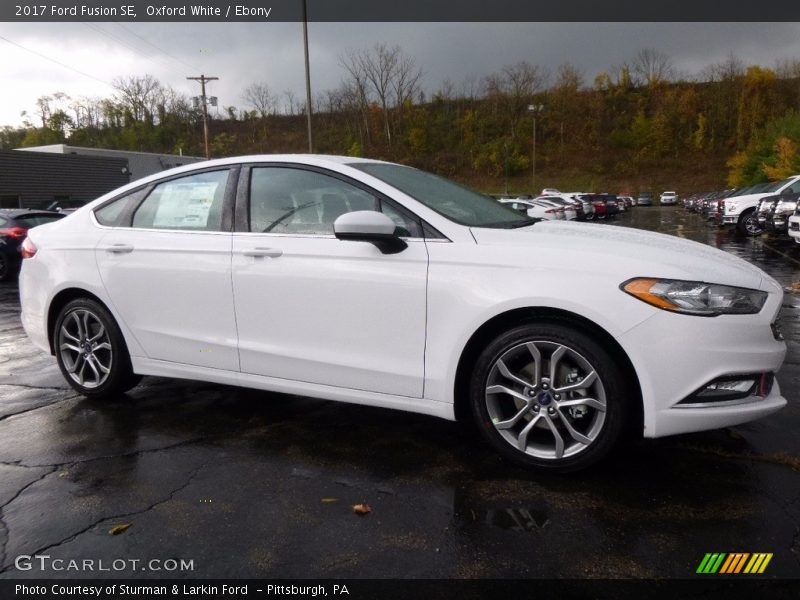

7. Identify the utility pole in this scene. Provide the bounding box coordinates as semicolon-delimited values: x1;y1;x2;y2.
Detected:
302;0;313;152
528;104;543;194
187;74;219;159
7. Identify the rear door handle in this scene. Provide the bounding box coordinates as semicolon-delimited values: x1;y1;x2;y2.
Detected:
105;244;134;254
242;247;283;258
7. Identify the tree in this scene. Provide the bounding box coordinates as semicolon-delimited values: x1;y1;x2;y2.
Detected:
632;48;674;86
242;82;274;118
112;75;165;123
340;43;421;148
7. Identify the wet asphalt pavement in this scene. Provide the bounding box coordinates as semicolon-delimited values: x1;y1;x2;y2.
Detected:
0;207;798;580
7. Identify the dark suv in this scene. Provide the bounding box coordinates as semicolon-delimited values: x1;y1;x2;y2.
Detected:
0;209;65;281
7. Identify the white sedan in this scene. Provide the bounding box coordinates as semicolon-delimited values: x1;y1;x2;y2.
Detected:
19;155;787;472
500;198;566;220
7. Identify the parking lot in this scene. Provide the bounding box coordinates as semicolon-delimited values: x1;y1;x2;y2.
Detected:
0;206;798;580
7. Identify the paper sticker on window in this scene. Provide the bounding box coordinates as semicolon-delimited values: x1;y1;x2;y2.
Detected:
152;182;218;229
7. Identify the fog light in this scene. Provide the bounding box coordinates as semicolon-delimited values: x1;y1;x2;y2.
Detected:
679;373;773;406
695;378;757;400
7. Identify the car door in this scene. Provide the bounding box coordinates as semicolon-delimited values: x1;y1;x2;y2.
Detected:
95;167;240;371
231;164;428;397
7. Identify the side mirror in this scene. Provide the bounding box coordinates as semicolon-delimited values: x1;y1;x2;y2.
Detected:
334;211;407;254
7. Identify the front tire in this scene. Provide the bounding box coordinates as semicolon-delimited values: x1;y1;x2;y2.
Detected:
54;298;141;398
469;321;629;472
737;209;761;236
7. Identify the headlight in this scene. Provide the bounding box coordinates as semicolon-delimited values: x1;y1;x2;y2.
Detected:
621;278;767;316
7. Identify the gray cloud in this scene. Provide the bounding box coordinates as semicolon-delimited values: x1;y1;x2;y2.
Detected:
1;21;799;126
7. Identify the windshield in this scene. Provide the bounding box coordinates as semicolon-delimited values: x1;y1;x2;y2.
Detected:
765;178;795;193
351;163;536;228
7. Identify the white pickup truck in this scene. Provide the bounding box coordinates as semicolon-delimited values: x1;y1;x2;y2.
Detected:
721;175;800;235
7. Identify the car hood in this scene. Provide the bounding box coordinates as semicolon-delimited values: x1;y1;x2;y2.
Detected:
727;192;774;204
470;221;777;292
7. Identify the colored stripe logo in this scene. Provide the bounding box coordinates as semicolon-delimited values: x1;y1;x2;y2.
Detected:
696;553;773;574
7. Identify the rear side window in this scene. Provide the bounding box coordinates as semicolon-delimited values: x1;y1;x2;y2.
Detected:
133;170;230;231
95;189;147;227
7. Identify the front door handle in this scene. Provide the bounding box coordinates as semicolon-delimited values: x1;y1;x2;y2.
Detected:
242;247;283;258
105;244;134;254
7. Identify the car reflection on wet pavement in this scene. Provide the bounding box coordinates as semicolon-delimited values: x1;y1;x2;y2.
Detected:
0;206;798;579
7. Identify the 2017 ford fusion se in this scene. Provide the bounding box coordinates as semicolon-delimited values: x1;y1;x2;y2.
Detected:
19;155;787;471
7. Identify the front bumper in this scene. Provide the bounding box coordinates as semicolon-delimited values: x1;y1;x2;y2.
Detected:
618;293;787;438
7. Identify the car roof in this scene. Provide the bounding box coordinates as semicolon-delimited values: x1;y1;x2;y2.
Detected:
80;154;402;209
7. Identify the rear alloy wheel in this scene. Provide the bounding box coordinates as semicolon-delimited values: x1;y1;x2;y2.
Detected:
738;209;762;236
54;298;141;398
470;322;628;472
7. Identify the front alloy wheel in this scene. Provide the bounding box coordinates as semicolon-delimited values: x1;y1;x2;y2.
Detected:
54;298;140;397
470;322;628;471
738;210;762;236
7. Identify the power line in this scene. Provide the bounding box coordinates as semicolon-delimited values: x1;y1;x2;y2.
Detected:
0;34;113;87
112;22;201;73
81;22;189;81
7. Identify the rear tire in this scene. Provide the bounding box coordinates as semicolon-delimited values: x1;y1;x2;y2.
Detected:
0;253;14;282
469;321;629;472
54;298;141;398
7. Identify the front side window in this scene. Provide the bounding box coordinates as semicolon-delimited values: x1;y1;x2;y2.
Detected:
351;163;535;229
249;167;422;237
132;170;229;231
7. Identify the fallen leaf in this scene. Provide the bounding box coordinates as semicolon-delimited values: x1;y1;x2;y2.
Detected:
352;503;371;515
108;523;132;536
321;497;338;503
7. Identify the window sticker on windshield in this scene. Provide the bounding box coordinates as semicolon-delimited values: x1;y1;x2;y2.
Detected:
153;182;218;228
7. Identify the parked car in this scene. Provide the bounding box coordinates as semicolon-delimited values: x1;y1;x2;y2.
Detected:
589;196;608;219
617;196;635;209
0;209;65;281
19;155;787;472
787;203;800;243
637;191;653;206
660;191;678;205
500;199;564;221
766;193;799;234
535;196;581;221
720;176;800;235
558;193;596;220
757;196;779;230
595;193;620;218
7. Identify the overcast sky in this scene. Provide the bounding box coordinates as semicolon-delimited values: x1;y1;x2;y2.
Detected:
1;22;800;128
